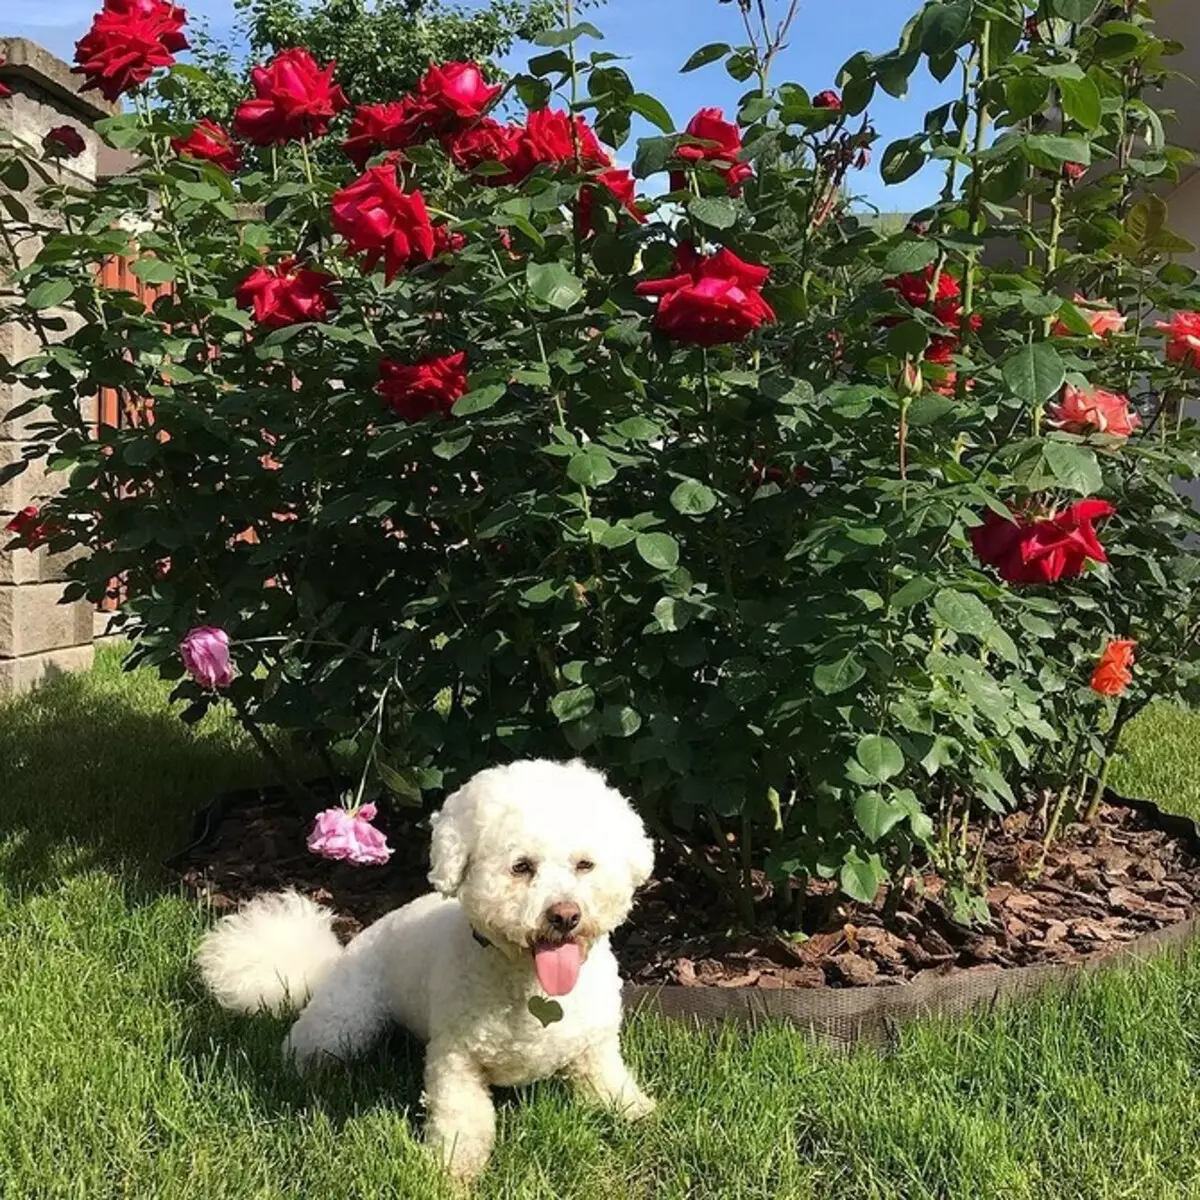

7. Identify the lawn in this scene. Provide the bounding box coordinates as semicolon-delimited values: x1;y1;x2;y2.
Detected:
3;645;1200;1199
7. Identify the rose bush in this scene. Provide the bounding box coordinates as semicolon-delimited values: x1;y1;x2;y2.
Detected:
4;0;1200;925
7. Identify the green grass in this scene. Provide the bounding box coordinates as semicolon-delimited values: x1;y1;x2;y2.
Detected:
5;646;1200;1198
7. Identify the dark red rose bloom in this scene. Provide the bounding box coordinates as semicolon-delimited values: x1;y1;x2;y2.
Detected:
442;116;522;176
812;89;842;111
670;107;753;195
171;119;241;171
235;258;338;329
432;224;466;255
414;61;501;131
1090;639;1136;697
341;98;431;168
5;505;59;548
507;108;610;182
0;56;11;99
232;47;348;146
73;0;187;101
635;242;775;347
377;352;469;421
885;264;981;336
970;499;1116;585
330;165;435;281
43;125;86;157
578;168;645;237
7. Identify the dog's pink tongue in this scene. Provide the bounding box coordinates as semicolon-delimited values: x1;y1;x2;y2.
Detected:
533;942;582;997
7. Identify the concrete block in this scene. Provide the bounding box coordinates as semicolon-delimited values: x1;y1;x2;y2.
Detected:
0;442;59;511
0;580;94;657
0;642;94;697
0;540;84;585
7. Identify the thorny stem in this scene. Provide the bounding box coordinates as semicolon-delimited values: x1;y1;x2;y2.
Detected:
958;20;990;354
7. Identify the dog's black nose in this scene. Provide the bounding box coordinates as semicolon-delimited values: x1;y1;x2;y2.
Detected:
547;902;581;933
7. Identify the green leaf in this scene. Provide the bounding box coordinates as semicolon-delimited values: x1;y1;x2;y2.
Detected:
567;449;616;487
1002;342;1065;405
1005;75;1051;121
883;239;939;274
1043;439;1103;495
628;93;674;133
856;734;904;783
933;589;994;637
526;261;584;310
1050;0;1096;20
633;136;673;179
840;850;886;903
452;384;506;416
1059;76;1102;130
670;479;717;515
375;759;424;807
1022;134;1092;169
533;22;604;47
890;576;937;609
25;279;73;310
887;320;929;358
688;196;738;230
636;532;680;570
813;651;865;695
880;137;926;184
682;42;730;72
599;705;643;738
920;1;972;57
854;792;907;842
130;258;177;285
549;685;596;723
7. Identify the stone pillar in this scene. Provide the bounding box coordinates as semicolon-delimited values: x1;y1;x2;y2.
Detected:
0;39;112;695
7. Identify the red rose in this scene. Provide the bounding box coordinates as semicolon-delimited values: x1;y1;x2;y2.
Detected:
579;168;645;237
1063;161;1086;184
970;499;1115;585
341;99;431;168
1155;311;1200;370
507;108;610;183
0;56;11;99
432;224;466;256
73;0;188;102
812;89;842;111
331;165;436;281
442;117;521;176
171;118;241;171
415;62;501;130
235;258;338;329
635;242;775;346
43;125;86;158
377;352;469;421
885;264;981;337
1090;639;1136;697
232;48;348;146
5;505;58;548
670;107;753;195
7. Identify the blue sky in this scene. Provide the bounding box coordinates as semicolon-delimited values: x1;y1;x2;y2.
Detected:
4;0;953;210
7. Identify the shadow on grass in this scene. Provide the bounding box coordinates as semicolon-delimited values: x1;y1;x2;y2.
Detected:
0;644;276;899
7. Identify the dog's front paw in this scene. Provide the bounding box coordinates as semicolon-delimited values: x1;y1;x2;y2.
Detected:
615;1088;656;1122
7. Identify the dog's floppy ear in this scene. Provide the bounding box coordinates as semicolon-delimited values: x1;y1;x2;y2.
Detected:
624;813;655;890
428;780;476;896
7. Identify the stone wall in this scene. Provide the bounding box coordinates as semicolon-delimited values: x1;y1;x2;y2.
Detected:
0;39;113;695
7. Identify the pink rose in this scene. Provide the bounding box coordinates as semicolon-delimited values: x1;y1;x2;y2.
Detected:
1053;295;1126;339
307;802;393;865
179;625;234;688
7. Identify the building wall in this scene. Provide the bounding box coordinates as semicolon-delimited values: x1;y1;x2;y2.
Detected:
0;39;113;695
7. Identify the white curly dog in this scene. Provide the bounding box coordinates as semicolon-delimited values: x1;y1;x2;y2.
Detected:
196;758;657;1182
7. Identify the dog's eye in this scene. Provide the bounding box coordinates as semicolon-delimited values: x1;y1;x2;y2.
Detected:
575;859;595;874
511;858;536;878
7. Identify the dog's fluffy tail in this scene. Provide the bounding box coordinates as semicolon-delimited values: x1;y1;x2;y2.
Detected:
196;890;344;1015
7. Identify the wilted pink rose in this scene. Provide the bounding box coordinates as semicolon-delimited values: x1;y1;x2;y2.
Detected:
179;625;234;688
307;802;393;865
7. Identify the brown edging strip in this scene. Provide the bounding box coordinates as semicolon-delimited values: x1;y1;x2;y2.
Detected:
620;790;1200;1047
622;914;1200;1047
